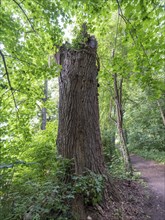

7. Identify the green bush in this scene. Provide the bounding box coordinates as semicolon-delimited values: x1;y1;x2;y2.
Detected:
0;155;105;220
73;170;104;205
101;129;116;163
0;158;72;220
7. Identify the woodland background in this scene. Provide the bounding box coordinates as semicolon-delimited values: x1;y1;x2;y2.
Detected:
0;0;165;219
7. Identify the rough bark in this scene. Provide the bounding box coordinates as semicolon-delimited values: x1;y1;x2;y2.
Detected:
57;48;104;175
56;43;119;219
113;74;132;175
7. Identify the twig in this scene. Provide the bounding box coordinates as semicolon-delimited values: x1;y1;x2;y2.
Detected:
109;116;117;124
4;54;35;66
116;0;150;65
31;0;44;7
36;102;42;112
112;6;120;58
0;50;19;118
0;89;10;99
12;0;36;32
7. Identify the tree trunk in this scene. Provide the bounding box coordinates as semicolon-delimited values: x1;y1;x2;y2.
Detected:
113;74;132;175
57;46;105;175
56;43;119;219
41;80;48;130
157;100;165;127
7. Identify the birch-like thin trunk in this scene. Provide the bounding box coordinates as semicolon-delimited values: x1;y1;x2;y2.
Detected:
41;80;48;130
157;100;165;126
114;74;132;175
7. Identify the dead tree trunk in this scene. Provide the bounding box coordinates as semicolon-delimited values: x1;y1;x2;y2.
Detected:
113;73;132;175
56;47;105;175
56;41;119;219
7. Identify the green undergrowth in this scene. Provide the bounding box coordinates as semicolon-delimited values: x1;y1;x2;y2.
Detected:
106;149;136;180
129;148;165;164
107;150;126;179
0;156;104;220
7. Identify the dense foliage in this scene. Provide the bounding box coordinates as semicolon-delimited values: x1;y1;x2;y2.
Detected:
1;0;165;219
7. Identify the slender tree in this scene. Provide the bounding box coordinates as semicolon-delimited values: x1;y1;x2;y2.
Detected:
41;80;48;130
113;74;132;175
157;99;165;127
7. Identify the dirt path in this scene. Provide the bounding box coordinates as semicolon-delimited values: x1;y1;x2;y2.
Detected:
131;155;165;220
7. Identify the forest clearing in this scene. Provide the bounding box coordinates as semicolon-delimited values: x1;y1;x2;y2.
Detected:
0;0;165;219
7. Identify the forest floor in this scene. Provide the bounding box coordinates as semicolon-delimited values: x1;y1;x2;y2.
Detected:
89;155;165;220
130;154;165;220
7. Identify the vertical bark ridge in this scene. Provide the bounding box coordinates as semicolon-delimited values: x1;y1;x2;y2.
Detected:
57;49;105;175
56;47;120;219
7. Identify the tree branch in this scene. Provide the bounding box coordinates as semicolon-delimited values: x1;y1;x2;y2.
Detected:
116;0;150;65
4;54;35;66
109;116;117;124
12;0;36;32
36;102;42;112
0;50;19;117
0;89;10;100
